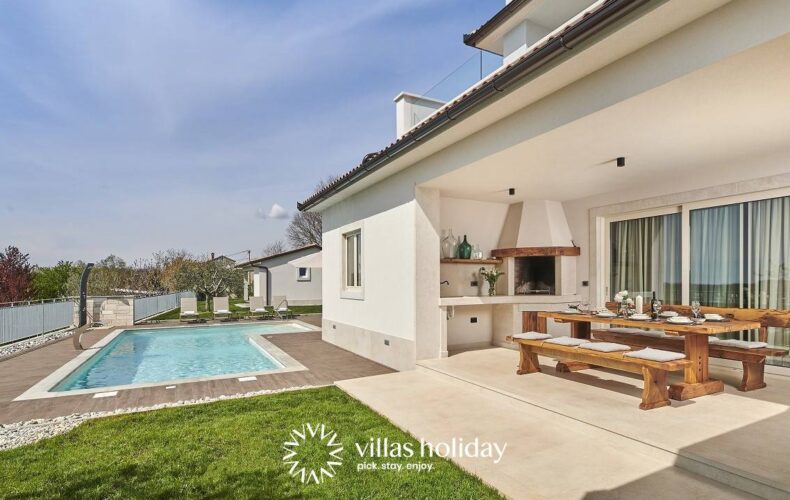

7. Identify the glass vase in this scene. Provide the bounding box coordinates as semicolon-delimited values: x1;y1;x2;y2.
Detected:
441;230;454;259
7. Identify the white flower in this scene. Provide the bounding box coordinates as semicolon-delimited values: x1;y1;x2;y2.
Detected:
626;298;634;306
614;293;623;303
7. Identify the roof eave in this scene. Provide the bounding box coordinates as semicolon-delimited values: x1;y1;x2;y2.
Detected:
298;0;657;212
463;0;534;49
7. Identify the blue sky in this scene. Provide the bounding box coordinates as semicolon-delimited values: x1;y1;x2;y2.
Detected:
0;0;501;266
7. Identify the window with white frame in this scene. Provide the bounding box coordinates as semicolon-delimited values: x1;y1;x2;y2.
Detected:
344;230;362;289
297;267;311;282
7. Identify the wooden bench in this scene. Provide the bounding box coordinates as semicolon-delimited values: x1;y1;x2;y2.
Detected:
592;329;787;392
507;336;691;410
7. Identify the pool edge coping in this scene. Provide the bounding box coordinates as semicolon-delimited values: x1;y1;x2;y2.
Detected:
13;320;318;401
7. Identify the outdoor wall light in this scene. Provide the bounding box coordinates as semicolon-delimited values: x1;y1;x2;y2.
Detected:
616;157;626;167
508;188;516;196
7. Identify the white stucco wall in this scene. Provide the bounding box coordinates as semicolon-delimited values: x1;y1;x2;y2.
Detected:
321;171;420;371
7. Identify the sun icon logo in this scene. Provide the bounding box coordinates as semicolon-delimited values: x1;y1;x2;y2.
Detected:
282;423;344;484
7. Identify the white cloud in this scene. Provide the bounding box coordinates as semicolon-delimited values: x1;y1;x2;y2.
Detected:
257;203;289;220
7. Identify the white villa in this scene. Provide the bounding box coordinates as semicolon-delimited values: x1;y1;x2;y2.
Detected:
237;244;322;306
298;0;790;372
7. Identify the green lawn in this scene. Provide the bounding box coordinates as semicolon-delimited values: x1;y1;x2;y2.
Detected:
150;298;321;321
0;387;501;499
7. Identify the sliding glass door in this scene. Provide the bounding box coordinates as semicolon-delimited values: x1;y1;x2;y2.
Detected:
608;194;789;366
690;197;790;310
688;196;790;364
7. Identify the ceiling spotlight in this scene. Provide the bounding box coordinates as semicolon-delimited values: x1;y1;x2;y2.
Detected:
508;188;516;196
616;157;626;168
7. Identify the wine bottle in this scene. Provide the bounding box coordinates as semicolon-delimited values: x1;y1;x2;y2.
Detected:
650;291;658;319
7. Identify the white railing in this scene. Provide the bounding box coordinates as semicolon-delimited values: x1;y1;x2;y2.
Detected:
0;299;75;345
133;291;195;323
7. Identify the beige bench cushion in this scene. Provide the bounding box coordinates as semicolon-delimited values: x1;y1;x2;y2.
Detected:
710;338;768;349
625;348;686;362
545;336;588;346
580;342;631;353
513;332;552;340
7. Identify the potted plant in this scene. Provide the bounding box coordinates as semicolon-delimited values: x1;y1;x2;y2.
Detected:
479;267;504;296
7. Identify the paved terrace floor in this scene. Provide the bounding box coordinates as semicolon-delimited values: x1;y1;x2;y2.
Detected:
338;347;790;499
0;316;393;424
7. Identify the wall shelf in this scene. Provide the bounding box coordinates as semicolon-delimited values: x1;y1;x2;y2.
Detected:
440;258;502;265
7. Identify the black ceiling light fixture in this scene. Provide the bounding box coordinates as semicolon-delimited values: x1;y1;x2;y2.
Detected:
508;188;516;196
616;157;626;168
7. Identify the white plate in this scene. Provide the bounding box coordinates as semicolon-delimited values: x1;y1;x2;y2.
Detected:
667;317;692;324
597;312;616;318
704;314;725;321
561;309;579;314
630;315;650;321
659;311;678;318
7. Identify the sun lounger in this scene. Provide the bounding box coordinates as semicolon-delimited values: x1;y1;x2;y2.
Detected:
179;297;200;322
212;296;232;320
273;296;294;319
248;296;272;320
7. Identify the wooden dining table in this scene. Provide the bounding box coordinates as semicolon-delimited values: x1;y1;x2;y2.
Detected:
537;311;762;400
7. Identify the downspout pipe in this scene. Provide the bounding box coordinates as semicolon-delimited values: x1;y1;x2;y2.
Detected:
298;0;653;212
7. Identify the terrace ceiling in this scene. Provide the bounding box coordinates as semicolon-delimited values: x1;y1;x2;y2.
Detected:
421;33;790;203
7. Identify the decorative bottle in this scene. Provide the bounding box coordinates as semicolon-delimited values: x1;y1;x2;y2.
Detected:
458;235;472;259
650;291;658;319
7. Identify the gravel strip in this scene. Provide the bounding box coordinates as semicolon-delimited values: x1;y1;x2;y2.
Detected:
0;329;74;361
0;384;321;451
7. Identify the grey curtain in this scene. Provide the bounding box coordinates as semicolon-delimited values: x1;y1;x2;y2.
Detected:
690;204;741;307
610;213;681;303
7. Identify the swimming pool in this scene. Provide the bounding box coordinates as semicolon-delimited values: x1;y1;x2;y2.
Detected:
49;323;311;393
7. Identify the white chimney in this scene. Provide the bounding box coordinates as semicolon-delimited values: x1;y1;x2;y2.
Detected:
394;92;446;138
497;200;574;248
503;20;550;65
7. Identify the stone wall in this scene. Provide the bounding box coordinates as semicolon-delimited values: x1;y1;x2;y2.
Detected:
72;296;135;327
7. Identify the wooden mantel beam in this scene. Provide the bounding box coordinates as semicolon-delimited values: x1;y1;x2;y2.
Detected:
491;246;580;258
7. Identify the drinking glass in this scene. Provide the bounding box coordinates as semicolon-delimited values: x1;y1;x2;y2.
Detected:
691;300;701;319
578;301;589;314
653;300;663;318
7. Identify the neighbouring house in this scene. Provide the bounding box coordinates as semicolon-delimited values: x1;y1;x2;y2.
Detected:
236;244;322;306
209;253;236;267
298;0;790;372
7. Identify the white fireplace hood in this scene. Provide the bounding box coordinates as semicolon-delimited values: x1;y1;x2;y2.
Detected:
496;200;574;249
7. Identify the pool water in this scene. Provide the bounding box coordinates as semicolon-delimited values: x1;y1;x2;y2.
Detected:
54;323;309;391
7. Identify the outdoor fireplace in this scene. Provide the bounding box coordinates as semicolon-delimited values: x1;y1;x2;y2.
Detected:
514;256;556;295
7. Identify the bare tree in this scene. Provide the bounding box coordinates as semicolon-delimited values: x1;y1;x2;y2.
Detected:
262;240;288;257
286;212;321;247
286;177;334;247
